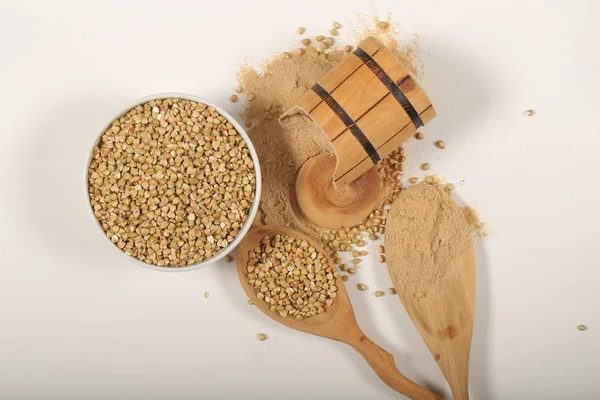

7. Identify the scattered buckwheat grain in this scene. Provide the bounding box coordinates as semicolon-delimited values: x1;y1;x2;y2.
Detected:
257;333;268;341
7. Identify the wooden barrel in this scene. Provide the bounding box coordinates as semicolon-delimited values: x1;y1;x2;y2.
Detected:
284;36;436;187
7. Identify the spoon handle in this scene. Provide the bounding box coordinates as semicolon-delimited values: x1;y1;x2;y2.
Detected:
343;329;442;400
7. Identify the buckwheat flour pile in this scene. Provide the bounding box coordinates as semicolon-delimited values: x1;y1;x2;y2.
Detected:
238;46;344;235
237;22;421;242
462;206;488;237
385;183;471;298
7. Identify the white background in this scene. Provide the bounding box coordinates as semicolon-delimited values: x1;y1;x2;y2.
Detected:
0;0;598;399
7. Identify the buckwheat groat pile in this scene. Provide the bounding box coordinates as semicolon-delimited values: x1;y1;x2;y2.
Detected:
246;234;339;319
88;98;256;267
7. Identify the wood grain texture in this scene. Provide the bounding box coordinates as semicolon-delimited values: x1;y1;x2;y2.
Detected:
357;36;384;54
385;190;475;400
318;47;379;94
295;154;381;229
339;105;436;186
310;61;387;141
237;225;442;400
310;48;411;141
296;39;382;113
282;36;435;188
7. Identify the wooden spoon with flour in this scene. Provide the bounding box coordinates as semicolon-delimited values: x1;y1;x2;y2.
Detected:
385;183;475;400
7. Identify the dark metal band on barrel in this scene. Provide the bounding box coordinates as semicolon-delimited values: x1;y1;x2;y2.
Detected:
311;84;381;164
353;47;423;129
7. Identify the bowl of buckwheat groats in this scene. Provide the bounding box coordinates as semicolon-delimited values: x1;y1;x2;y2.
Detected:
86;93;261;271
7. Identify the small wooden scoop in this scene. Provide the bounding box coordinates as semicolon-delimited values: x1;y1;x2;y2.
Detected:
237;225;441;400
385;187;475;400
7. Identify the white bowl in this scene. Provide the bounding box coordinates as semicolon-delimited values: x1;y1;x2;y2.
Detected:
85;93;262;272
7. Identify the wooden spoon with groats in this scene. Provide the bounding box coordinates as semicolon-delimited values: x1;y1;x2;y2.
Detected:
236;225;441;400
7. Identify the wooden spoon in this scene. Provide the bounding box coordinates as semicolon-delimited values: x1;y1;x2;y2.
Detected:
236;225;441;400
385;186;475;400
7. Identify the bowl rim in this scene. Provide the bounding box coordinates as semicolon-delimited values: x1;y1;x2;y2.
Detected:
84;92;262;272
